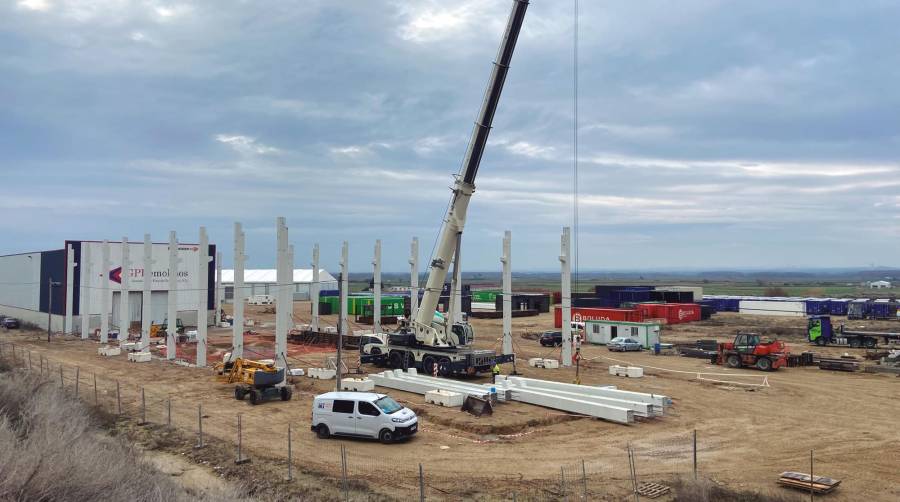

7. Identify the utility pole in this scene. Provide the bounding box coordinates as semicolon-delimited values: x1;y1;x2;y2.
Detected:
561;227;572;367
337;241;348;391
141;234;153;351
373;240;382;334
501;230;512;355
311;244;320;332
232;222;246;360
47;277;60;342
80;245;92;340
119;236;130;343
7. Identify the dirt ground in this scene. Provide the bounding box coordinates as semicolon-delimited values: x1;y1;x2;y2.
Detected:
2;305;898;501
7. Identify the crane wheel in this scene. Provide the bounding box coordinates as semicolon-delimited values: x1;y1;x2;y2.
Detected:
388;351;404;369
422;356;437;375
755;357;772;371
280;386;292;401
249;389;260;405
234;386;246;401
725;355;742;368
437;357;452;377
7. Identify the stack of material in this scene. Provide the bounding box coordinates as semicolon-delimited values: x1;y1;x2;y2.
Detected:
817;357;860;372
786;352;815;367
777;472;841;493
867;350;900;375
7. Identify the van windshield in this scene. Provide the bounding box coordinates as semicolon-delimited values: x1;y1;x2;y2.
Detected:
374;396;403;414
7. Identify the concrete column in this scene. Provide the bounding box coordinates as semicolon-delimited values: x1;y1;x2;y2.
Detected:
409;237;418;322
119;236;130;342
501;230;512;355
65;244;74;335
166;231;179;360
275;217;289;366
215;251;223;324
560;227;572;366
100;240;110;344
80;245;92;339
141;234;153;350
373;240;381;333
232;222;246;360
196;227;210;368
311;244;320;332
339;241;348;340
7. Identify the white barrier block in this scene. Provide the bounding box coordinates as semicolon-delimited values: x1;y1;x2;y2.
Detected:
626;367;644;378
340;378;375;392
528;357;544;368
542;359;559;369
120;342;140;352
308;368;336;380
289;368;305;377
128;351;151;363
98;346;121;357
425;389;464;407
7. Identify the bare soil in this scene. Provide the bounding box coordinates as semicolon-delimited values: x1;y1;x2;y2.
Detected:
2;305;898;501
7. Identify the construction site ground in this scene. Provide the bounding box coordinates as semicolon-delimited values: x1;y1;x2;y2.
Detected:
2;304;898;501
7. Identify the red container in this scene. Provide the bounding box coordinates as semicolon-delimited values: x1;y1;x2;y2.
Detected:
636;303;666;319
554;307;643;328
662;303;701;324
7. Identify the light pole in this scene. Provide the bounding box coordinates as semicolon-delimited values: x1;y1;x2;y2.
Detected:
47;277;61;342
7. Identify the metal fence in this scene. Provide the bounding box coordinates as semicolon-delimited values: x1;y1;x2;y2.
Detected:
0;340;744;501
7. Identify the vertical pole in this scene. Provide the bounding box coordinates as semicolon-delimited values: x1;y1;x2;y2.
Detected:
629;444;639;502
80;244;92;340
419;463;425;502
810;450;814;501
166;231;179;360
287;424;293;481
560;227;573;366
311;244;320;332
582;459;587;500
101;240;111;344
116;380;121;415
409;237;419;322
65;244;75;336
275;217;289;368
59;365;63;388
75;367;80;397
93;373;98;405
341;444;349;501
560;466;566;500
47;276;54;342
232;222;246;360
167;398;171;427
693;429;698;480
236;414;243;463
216;251;224;325
501;230;512;355
28;351;32;371
195;403;204;448
39;355;43;375
197;227;210;368
140;234;153;351
373;240;382;334
140;387;146;425
119;236;130;343
337;241;348;391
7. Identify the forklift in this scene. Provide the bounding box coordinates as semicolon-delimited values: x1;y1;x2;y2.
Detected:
713;333;788;371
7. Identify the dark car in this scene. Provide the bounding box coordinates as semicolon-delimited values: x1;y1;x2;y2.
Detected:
2;317;20;329
539;331;562;347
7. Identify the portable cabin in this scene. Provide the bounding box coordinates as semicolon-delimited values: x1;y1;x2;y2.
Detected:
584;320;661;348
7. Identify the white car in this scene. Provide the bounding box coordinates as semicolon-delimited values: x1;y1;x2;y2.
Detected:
311;392;418;443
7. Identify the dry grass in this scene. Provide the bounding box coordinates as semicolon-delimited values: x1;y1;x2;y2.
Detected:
0;368;248;502
672;477;802;502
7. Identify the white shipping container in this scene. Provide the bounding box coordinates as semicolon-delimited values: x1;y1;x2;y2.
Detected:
738;300;806;317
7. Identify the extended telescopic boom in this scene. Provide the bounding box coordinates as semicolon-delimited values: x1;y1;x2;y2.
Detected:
413;0;529;346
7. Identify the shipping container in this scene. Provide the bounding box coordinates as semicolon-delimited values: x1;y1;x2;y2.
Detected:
584;320;660;347
494;293;550;313
738;300;806;317
553;306;643;328
804;298;831;315
871;299;897;320
573;297;617;308
848;299;871;320
828;299;850;316
637;303;701;324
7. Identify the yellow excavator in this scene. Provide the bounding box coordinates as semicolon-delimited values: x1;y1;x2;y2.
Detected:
214;357;292;405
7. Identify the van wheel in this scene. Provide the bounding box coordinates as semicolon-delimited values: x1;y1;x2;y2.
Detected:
379;429;394;444
316;424;330;439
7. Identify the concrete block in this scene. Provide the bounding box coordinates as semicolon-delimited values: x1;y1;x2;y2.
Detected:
308;368;336;379
289;368;305;377
128;351;151;363
542;359;559;369
626;366;644;378
98;346;121;357
609;365;643;378
120;342;140;352
340;378;375;392
323;326;337;334
528;357;544;368
426;389;465;407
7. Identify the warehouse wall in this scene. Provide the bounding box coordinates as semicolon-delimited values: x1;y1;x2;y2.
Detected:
0;252;43;311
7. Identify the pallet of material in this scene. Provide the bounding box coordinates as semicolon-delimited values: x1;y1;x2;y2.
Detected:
817;359;859;372
864;365;900;375
777;472;840;493
636;482;670;498
678;347;716;360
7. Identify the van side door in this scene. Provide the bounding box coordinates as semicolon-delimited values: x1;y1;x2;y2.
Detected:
331;399;357;435
355;400;383;438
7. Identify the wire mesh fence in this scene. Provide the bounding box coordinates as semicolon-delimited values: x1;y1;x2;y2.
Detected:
0;340;826;501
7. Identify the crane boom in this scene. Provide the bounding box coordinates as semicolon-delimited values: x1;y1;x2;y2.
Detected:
413;0;529;347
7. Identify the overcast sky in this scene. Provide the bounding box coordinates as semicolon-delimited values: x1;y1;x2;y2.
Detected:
2;0;899;273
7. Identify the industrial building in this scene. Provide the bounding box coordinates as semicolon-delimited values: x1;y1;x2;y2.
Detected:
221;269;338;301
0;239;216;333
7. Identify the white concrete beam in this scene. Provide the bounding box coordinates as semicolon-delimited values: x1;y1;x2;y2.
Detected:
80;244;92;340
373;239;381;333
64;244;74;336
339;241;348;340
501;230;512;355
311;244;320;332
560;227;572;366
119;236;130;342
196;227;210;368
166;231;179;360
232;222;246;360
100;240;110;344
275;217;289;365
140;234;153;350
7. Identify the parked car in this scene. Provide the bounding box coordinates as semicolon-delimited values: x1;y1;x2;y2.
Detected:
607;337;642;352
539;331;562;347
2;317;20;329
311;392;418;444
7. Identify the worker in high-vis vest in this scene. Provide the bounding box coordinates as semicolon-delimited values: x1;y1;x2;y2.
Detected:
492;363;501;384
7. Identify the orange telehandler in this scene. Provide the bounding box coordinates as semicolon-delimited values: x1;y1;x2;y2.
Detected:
713;333;788;371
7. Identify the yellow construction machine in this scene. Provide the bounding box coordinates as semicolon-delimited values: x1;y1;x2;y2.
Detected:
215;357;292;405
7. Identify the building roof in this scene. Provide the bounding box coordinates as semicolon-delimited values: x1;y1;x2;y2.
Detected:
221;268;337;284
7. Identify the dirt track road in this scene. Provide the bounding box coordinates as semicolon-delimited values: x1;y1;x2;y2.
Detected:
2;310;898;501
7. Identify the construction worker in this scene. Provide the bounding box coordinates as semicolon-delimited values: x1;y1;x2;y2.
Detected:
491;362;501;384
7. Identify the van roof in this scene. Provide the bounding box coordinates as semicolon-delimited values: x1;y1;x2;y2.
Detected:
315;391;385;401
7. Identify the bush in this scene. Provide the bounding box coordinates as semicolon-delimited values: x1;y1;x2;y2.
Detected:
0;370;246;502
672;477;801;502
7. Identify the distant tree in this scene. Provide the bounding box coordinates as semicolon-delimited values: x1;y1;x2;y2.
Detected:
764;287;789;296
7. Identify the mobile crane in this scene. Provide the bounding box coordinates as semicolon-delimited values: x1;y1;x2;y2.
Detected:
360;0;528;376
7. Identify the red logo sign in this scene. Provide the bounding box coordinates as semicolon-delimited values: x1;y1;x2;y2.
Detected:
109;267;122;284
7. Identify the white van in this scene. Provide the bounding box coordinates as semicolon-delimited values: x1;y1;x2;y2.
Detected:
311;392;418;443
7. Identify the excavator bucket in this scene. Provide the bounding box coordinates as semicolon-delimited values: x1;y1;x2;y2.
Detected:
461;395;493;417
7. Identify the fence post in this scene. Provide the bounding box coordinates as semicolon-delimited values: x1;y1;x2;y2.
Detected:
582;459;588;500
75;367;80;398
560;466;567;501
194;404;204;449
93;373;98;406
419;463;425;502
28;350;32;371
693;429;698;480
59;365;64;389
286;424;293;481
236;414;250;464
628;444;640;502
341;444;349;501
139;387;147;425
810;450;814;502
40;356;44;376
167;398;171;427
116;380;122;415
